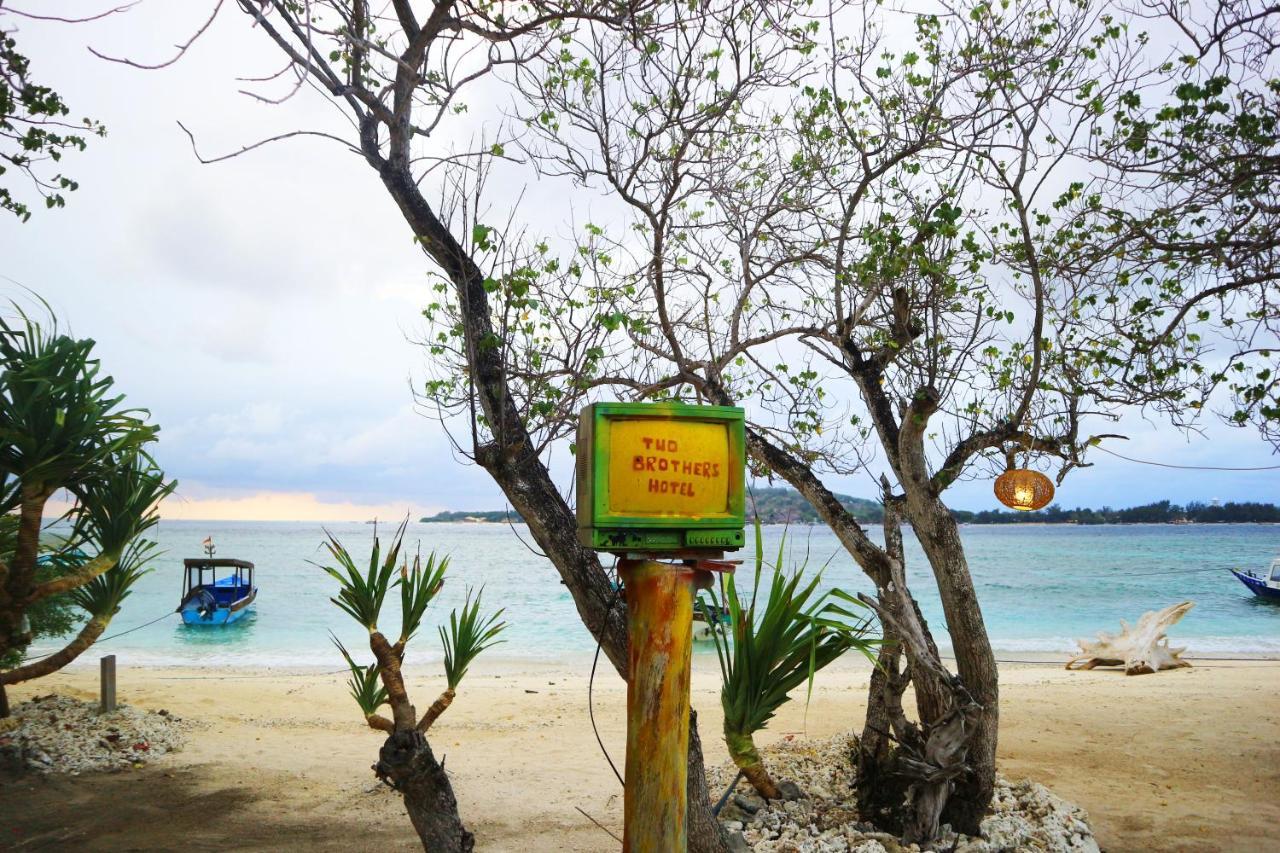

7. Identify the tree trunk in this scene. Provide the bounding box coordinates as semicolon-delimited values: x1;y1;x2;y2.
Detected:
368;631;417;731
686;709;730;851
1;616;109;686
902;495;997;835
726;729;781;799
417;687;455;732
0;490;48;665
0;683;9;719
857;636;910;833
368;157;725;853
856;485;954;836
375;729;474;852
27;554;115;603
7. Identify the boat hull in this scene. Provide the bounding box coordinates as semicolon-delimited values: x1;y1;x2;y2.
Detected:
1231;569;1280;601
179;587;258;625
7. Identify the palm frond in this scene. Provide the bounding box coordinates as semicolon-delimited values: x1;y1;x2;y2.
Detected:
331;633;388;717
69;449;175;559
400;549;448;645
440;587;507;690
704;519;881;743
68;538;156;617
315;520;406;631
0;304;158;498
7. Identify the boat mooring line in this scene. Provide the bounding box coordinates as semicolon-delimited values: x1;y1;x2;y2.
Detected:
97;610;178;643
17;609;180;665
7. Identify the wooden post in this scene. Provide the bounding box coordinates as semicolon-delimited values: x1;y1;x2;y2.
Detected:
620;558;695;852
100;654;116;713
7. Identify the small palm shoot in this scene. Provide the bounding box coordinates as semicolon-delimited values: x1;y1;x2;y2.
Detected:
320;525;501;850
703;522;880;799
332;635;391;732
319;524;506;734
419;588;506;731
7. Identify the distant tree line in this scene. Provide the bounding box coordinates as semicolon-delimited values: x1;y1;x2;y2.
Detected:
746;488;883;525
419;510;522;524
954;500;1280;525
426;493;1280;526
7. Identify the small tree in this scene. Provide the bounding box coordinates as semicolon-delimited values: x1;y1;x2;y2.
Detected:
0;307;173;716
320;523;505;852
702;523;878;799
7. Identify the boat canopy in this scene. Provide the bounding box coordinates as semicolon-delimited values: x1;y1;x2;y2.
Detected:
1270;558;1280;583
183;558;254;569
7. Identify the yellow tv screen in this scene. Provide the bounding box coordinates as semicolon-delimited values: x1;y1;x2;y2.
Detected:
605;418;731;518
576;402;746;552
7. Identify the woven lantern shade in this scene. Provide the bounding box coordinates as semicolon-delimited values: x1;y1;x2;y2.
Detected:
994;468;1054;512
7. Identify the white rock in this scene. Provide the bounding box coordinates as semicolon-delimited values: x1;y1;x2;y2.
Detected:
712;733;1100;853
2;695;187;775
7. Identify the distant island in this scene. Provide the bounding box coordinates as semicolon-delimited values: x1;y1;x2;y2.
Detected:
422;491;1280;525
746;488;884;524
955;499;1280;525
420;510;524;524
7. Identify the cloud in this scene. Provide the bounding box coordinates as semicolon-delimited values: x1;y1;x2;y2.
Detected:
49;487;437;523
157;489;432;522
5;6;1275;524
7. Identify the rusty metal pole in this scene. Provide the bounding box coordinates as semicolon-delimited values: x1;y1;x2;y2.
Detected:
620;558;696;852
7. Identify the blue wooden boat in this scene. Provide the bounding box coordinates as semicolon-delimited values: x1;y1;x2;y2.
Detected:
1231;557;1280;602
178;556;257;625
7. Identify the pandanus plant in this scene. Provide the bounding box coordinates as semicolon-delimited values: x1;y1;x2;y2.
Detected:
702;522;880;799
0;306;173;716
320;522;506;852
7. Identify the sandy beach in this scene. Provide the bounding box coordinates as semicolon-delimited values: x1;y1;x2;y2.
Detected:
1;654;1277;852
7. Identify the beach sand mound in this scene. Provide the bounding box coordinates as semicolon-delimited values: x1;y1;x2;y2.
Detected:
0;694;188;776
712;733;1098;853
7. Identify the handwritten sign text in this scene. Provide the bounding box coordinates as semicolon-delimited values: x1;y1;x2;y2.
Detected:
607;419;731;516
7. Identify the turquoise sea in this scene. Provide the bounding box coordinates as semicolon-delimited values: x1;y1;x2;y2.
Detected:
29;520;1280;667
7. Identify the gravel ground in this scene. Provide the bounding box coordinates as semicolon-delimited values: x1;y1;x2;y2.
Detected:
710;733;1099;853
0;694;188;775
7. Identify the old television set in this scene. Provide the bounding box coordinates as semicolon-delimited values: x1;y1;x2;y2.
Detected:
575;402;746;553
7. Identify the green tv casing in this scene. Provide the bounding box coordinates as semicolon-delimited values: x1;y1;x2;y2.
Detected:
575;401;746;552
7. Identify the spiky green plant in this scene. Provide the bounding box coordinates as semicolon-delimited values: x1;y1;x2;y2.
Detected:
319;525;506;734
0;306;172;714
703;520;880;799
443;588;506;690
400;551;448;647
418;587;507;731
69;539;155;618
332;634;391;731
3;538;159;684
0;515;81;670
0;306;157;505
320;520;406;631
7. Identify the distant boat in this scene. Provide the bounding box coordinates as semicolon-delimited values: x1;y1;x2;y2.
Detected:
178;556;257;625
693;601;731;641
1231;557;1280;602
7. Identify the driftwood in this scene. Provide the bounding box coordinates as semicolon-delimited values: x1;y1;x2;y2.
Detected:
1065;601;1194;675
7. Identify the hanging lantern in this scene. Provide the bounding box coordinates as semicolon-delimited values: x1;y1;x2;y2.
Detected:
994;467;1054;511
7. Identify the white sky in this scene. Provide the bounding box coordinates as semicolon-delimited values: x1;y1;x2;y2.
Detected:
3;3;1277;520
